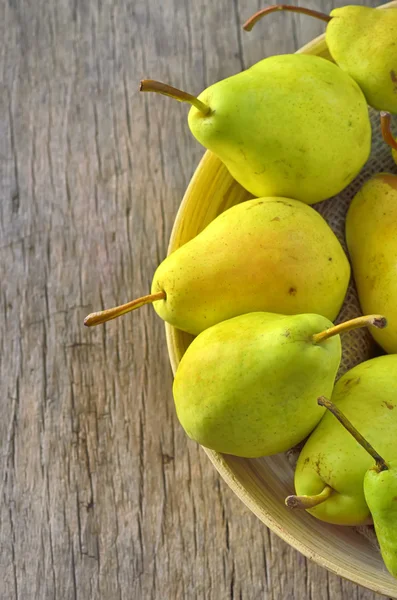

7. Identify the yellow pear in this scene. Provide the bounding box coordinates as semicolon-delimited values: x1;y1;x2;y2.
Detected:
326;6;397;113
286;354;395;526
141;53;371;204
85;198;350;335
173;313;385;457
346;174;397;353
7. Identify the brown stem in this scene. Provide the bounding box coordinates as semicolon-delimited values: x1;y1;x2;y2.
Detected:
285;485;333;510
381;112;397;151
318;397;388;472
140;79;211;116
84;291;166;327
312;314;387;344
243;5;331;32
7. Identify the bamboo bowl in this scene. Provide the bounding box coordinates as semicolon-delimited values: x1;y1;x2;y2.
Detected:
165;6;397;597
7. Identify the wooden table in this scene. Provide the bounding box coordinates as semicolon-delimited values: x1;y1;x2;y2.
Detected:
1;1;387;598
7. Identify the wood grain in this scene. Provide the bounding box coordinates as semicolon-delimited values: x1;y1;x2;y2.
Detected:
0;1;388;599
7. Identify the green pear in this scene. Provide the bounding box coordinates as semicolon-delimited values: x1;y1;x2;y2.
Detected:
364;461;397;579
286;354;397;526
244;4;397;113
381;112;397;165
140;53;371;204
85;197;350;335
346;173;397;354
304;395;397;579
173;313;385;458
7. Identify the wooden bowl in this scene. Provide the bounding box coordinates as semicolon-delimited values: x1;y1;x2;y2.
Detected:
165;6;397;597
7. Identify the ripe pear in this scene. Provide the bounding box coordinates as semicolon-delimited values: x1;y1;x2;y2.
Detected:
346;173;397;354
286;354;397;526
305;394;397;579
326;6;397;113
85;197;350;335
381;112;397;165
244;4;397;113
140;53;371;204
173;313;386;458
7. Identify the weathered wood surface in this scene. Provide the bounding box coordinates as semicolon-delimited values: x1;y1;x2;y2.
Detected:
0;0;388;599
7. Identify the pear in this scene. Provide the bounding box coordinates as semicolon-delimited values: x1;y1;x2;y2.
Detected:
286;354;397;526
346;173;397;354
173;313;386;458
140;53;371;204
305;395;397;579
364;461;397;579
244;4;397;113
381;112;397;165
85;197;350;335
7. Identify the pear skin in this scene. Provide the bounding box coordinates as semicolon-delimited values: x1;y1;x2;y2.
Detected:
151;197;350;335
187;54;370;204
380;111;397;165
293;355;397;525
327;6;397;113
173;312;340;457
364;460;397;578
346;174;397;354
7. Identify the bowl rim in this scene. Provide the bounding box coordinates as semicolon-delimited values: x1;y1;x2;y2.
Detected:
164;3;397;596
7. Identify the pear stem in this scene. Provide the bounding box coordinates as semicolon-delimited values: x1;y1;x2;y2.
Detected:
312;314;387;344
285;485;333;510
380;112;397;151
317;397;388;472
243;5;331;32
84;291;166;327
140;79;212;116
